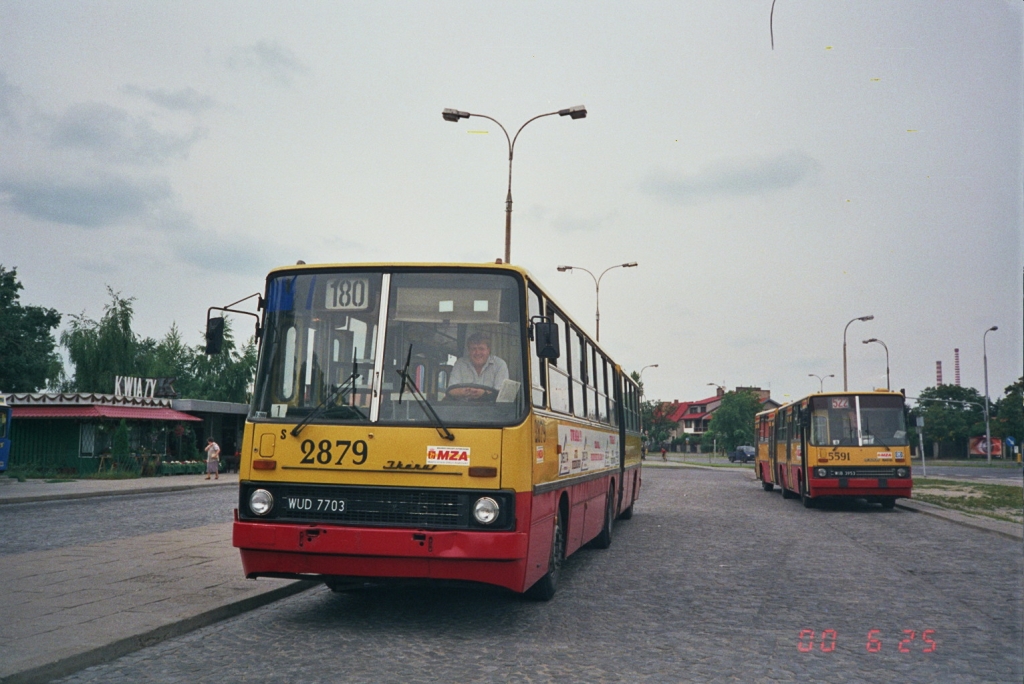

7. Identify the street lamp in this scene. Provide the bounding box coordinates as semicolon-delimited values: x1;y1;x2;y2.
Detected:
808;373;834;393
638;364;659;450
862;338;890;390
556;262;637;341
843;315;874;391
983;325;998;464
443;105;587;265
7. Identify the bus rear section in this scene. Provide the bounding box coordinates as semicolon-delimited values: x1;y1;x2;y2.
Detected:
759;392;912;508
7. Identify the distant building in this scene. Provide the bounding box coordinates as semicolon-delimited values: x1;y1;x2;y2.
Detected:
5;393;247;475
659;386;780;439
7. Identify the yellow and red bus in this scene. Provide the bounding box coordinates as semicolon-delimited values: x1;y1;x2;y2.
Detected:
221;263;643;599
755;391;912;508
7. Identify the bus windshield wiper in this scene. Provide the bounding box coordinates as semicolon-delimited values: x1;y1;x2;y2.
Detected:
291;354;364;437
397;344;455;442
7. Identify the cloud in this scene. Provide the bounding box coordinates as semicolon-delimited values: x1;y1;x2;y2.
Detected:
643;152;822;204
0;175;172;228
170;232;282;276
50;102;205;165
121;85;215;113
0;71;19;124
227;40;308;86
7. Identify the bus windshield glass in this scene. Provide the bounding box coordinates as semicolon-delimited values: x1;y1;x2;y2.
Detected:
809;395;907;447
250;269;527;427
378;271;526;426
252;271;385;424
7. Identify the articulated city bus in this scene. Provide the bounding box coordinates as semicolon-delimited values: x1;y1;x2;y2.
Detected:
755;391;912;508
219;263;643;599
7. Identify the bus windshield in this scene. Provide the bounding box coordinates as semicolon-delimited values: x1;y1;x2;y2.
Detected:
809;395;908;447
251;269;527;427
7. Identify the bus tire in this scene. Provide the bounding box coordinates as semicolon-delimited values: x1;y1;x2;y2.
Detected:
880;497;896;509
761;481;774;492
590;484;615;549
781;485;797;500
619;503;634;520
801;486;815;508
525;506;565;601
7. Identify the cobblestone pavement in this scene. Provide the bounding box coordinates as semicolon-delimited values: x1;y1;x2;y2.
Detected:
0;487;237;556
55;468;1023;684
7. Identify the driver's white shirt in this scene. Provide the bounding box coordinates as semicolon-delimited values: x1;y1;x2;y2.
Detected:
449;355;509;389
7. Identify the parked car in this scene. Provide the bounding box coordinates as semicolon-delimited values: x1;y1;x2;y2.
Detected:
728;445;756;463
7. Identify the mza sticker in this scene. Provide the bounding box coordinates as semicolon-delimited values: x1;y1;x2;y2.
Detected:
427;446;470;465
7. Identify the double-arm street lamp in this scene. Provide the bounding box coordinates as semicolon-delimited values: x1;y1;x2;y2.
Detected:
862;338;890;390
808;373;834;393
843;315;874;391
556;262;637;341
443;105;587;265
983;325;998;464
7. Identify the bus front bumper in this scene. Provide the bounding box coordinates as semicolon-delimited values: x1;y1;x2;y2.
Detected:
809;477;913;498
232;515;531;592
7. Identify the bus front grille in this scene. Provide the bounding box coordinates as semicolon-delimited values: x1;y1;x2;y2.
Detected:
238;483;514;530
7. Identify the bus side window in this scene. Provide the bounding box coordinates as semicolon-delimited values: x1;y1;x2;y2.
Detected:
547;308;571;414
571;328;587;419
528;287;547;409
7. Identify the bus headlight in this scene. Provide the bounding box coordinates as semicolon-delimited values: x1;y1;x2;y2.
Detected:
816;468;828;478
473;497;500;525
896;468;908;478
250;489;274;516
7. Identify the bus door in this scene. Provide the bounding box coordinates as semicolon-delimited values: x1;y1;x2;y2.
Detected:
768;415;778;484
799;403;809;495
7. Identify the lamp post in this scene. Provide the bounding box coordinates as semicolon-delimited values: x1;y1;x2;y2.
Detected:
983;325;998;464
556;262;637;341
843;315;874;391
862;338;890;390
638;364;658;454
443;105;587;265
808;373;834;393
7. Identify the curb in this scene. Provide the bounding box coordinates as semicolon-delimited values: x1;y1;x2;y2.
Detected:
895;499;1023;541
1;580;317;684
0;480;236;506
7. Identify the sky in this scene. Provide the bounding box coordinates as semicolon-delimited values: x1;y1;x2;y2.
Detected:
1;1;1021;407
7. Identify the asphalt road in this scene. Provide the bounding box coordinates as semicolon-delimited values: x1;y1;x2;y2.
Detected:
0;486;236;556
52;468;1024;683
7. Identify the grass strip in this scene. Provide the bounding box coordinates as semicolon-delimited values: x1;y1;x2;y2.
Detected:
914;478;1023;524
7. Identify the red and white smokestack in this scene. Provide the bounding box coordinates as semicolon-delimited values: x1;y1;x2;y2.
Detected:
954;348;961;386
936;360;943;385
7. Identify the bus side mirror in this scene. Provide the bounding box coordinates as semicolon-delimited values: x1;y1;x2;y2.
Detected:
534;321;560;360
205;317;225;355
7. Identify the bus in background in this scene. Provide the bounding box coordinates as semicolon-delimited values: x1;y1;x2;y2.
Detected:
215;263;643;599
0;395;10;472
755;391;911;508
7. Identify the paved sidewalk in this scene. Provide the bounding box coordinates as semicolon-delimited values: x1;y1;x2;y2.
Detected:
0;475;313;684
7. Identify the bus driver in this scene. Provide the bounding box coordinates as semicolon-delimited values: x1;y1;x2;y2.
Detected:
446;332;509;400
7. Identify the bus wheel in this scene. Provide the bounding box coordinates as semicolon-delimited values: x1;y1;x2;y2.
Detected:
590;484;615;549
619;503;634;520
781;485;797;500
761;481;774;492
801;487;815;508
880;497;896;509
525;508;565;601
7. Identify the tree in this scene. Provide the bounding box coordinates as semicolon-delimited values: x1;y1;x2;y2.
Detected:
994;377;1023;444
913;385;986;457
60;289;256;403
180;319;257;403
644;400;679;445
60;288;145;393
705;390;763;452
0;266;63;392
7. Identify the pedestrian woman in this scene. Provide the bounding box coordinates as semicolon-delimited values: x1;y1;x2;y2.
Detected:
204;437;220;480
